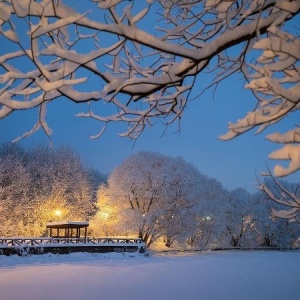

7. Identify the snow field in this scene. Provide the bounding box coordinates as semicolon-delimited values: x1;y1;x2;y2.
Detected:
0;250;300;300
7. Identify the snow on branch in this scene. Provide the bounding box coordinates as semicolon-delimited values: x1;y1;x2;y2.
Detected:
259;171;300;224
220;27;300;175
0;0;299;175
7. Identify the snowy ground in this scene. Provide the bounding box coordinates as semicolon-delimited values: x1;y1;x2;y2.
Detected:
0;250;299;300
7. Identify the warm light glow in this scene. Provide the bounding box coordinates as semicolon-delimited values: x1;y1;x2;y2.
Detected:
54;210;62;217
98;211;109;220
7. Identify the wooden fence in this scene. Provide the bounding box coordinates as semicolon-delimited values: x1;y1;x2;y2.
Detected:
0;237;147;256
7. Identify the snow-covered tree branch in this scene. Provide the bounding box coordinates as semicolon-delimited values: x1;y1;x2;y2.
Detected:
259;172;300;225
0;0;299;175
220;27;300;176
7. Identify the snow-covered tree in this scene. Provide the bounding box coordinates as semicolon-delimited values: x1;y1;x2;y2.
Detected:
90;150;299;249
259;174;300;224
0;1;299;176
89;185;123;237
222;188;257;248
185;177;228;249
26;146;95;223
93;151;207;246
251;188;300;248
0;144;31;236
0;144;102;236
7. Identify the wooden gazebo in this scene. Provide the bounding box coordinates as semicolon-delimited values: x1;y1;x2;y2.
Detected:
46;221;89;239
0;221;148;256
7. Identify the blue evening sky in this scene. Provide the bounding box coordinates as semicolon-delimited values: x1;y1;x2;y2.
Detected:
2;71;299;192
1;1;299;192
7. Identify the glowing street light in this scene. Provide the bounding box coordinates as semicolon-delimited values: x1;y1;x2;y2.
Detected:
99;211;109;220
54;210;62;217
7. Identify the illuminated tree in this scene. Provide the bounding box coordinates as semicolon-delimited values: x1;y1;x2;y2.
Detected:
0;144;101;236
0;0;299;176
25;146;95;231
89;185;122;237
91;150;300;249
0;144;31;236
95;151;207;246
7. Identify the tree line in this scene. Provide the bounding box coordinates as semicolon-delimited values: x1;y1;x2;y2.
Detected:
90;151;300;249
0;144;299;250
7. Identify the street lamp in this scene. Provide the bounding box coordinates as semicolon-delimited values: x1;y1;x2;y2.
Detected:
54;210;62;220
55;210;61;216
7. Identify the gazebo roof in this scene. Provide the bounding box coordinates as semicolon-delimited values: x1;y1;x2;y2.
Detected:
46;221;89;229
